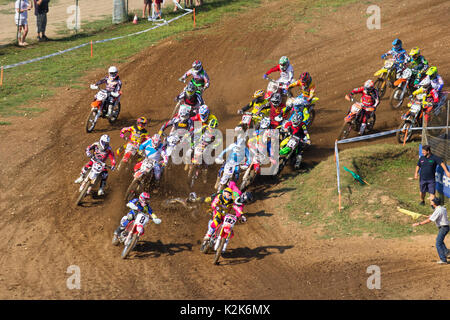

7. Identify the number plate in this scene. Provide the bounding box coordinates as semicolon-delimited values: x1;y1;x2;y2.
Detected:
92;161;105;172
384;60;393;68
287;137;298;148
242;115;252;125
96;91;108;101
224;214;237;226
410;103;421;113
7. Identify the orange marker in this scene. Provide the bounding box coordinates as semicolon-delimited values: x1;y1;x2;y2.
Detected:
90;40;93;58
0;66;3;86
193;8;196;28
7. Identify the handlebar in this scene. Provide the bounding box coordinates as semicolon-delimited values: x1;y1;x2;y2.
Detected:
90;84;99;90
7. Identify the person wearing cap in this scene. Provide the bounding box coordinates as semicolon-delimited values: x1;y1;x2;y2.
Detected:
413;197;450;264
414;145;450;205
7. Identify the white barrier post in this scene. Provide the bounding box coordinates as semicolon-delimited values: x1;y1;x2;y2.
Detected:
335;140;341;213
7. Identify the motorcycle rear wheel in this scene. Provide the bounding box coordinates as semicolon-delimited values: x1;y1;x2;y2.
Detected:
213;238;226;265
108;102;121;124
396;122;413;144
390;87;405;109
85;109;97;133
121;234;138;259
125;178;141;203
75;181;91;206
338;122;352;140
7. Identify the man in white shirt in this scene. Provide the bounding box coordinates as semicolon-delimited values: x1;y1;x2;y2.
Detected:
413;197;450;264
15;0;33;46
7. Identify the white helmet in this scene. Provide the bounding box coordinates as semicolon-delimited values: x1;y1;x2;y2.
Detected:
178;104;191;120
99;134;110;151
108;66;118;79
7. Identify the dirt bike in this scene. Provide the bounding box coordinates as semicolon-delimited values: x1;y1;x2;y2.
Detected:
85;84;121;133
200;207;241;265
214;159;248;193
389;67;414;109
286;94;318;128
277;133;307;175
264;76;289;100
116;139;145;173
236;111;264;132
112;206;161;259
239;152;263;191
124;157;157;203
338;96;376;140
374;59;400;99
75;158;111;206
186;141;209;188
396;93;426;144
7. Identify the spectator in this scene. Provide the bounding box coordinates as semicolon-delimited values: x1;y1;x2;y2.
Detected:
172;0;183;12
414;145;450;205
152;0;163;20
194;0;203;6
143;0;151;19
15;0;33;46
34;0;50;42
413;197;450;264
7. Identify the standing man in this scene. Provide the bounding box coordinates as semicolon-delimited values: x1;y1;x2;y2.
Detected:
34;0;49;41
414;145;450;205
413;198;450;264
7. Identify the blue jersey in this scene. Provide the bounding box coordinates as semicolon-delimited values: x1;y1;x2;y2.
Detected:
128;198;153;216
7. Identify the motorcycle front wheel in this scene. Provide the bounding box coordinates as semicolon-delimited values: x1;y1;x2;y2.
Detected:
121;233;138;259
85;109;97;133
213;238;226;265
125;178;142;203
374;78;387;99
389;87;405;109
338;122;352;140
396;122;413;144
75;180;91;206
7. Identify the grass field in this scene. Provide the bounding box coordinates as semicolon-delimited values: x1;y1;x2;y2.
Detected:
0;0;261;122
285;142;439;239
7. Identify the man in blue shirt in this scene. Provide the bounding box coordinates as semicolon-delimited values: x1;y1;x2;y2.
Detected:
414;145;450;205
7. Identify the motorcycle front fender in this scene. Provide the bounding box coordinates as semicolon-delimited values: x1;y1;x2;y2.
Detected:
374;68;387;77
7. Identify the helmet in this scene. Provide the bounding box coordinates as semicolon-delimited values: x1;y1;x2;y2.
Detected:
426;66;438;78
139;192;151;206
99;134;110;151
291;112;303;127
392;38;402;49
260;117;271;129
253;89;265;101
409;47;420;60
108;66;118;79
136;116;148;130
150;134;161;148
199;105;210;122
419;77;431;88
235;191;254;206
178;104;191;120
300;72;312;87
279;56;290;71
294;96;308;108
208;118;218;129
270;92;282;107
223;187;233;201
185;82;196;98
364;79;375;92
192;60;202;71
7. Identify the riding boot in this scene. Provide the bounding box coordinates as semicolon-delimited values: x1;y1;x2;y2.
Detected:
359;123;367;135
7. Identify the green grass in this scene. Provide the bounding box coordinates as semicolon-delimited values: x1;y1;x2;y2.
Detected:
0;0;261;122
285;142;438;239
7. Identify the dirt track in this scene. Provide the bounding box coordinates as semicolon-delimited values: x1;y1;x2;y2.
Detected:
1;0;450;299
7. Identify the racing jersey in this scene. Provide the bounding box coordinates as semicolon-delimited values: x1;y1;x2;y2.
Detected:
86;142;116;167
120;125;149;145
96;76;122;93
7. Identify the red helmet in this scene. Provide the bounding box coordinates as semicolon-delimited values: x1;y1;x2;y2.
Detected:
139;192;150;206
300;72;311;87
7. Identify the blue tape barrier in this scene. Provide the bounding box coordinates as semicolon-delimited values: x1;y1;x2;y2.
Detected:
3;9;193;70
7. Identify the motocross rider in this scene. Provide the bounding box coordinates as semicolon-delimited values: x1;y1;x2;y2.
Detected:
175;82;205;115
237;89;269;116
408;47;429;87
346;80;380;135
261;92;289;128
286;95;311;127
118;117;150;164
281;112;311;169
263;56;295;93
381;38;410;72
92;66;122;117
113;192;160;240
288;72;316;102
136;133;168;183
74;134;116;196
202;187;246;252
179;60;210;94
215;136;251;187
412;66;445;123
